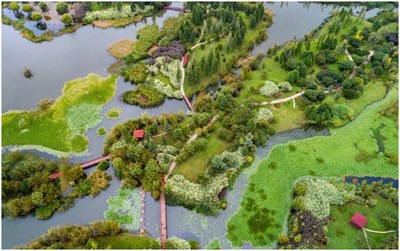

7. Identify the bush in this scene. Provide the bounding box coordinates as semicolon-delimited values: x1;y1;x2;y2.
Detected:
61;14;73;26
97;127;107;136
56;2;69;15
22;4;33;12
260;80;279;97
121;63;147;84
278;81;293;92
31;12;42;21
9;2;20;12
256;108;273;123
39;2;48;12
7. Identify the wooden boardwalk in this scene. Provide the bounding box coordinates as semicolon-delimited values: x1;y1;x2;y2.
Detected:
183;95;195;112
160;176;167;249
48;155;114;179
140;188;146;235
162;6;186;12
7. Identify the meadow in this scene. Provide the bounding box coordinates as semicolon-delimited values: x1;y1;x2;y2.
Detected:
227;86;398;247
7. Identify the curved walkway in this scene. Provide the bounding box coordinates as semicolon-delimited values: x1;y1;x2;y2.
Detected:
253;91;305;106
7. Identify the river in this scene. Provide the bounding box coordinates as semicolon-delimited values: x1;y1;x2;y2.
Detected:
0;2;384;249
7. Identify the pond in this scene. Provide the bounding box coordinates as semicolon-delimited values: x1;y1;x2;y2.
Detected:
1;2;384;249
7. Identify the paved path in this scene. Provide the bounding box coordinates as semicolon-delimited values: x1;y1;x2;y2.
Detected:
253;91;305;106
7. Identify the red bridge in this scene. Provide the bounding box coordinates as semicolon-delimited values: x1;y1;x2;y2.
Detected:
160;176;168;249
162;6;187;12
48;155;114;179
183;95;195;112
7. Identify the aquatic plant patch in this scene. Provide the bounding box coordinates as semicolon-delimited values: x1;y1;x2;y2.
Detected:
107;39;134;59
97;126;107;136
105;107;122;120
2;73;118;154
227;87;398;247
104;188;141;231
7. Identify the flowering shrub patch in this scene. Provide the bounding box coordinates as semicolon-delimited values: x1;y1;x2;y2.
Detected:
256;108;274;123
278;81;293;92
153;79;182;99
260;80;279;97
84;5;154;23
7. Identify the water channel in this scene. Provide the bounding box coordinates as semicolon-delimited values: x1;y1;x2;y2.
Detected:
1;2;386;248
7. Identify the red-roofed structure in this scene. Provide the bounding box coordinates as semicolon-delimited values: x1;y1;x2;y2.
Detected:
182;53;189;67
133;129;145;139
350;212;368;229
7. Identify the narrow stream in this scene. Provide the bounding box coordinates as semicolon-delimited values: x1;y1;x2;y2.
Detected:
1;2;384;248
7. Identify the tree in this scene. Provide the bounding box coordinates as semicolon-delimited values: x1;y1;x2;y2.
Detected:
64;165;85;183
22;3;33;12
61;14;73;26
338;60;354;72
342;79;363;99
56;2;68;15
39;2;48;12
172;128;183;140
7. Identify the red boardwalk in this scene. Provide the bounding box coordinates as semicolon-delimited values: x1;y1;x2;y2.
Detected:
160;176;167;249
162;6;186;12
183;95;195;112
48;155;114;179
80;155;114;169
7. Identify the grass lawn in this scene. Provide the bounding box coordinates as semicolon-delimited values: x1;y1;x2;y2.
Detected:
94;233;158;249
268;101;307;133
327;193;398;249
173;123;231;183
2;73;118;154
226;86;398;248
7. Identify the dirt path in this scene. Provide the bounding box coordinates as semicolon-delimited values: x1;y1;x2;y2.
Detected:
253;91;305;106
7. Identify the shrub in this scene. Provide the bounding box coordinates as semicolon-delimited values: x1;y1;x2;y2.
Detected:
22;4;33;12
31;12;42;21
260;80;279;97
256;108;273;123
39;2;48;12
302;179;355;219
121;63;147;84
166;237;191;249
9;2;19;12
61;14;73;26
153;79;182;99
278;81;293;92
56;2;69;15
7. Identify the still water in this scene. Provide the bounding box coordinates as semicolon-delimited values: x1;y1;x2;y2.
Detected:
1;2;385;248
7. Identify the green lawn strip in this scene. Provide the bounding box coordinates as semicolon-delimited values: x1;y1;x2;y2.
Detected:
94;233;158;249
2;73;118;154
227;87;398;248
173;125;231;183
326;194;398;249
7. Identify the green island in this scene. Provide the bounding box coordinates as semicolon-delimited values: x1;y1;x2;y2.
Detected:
105;107;123;120
2;1;398;250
